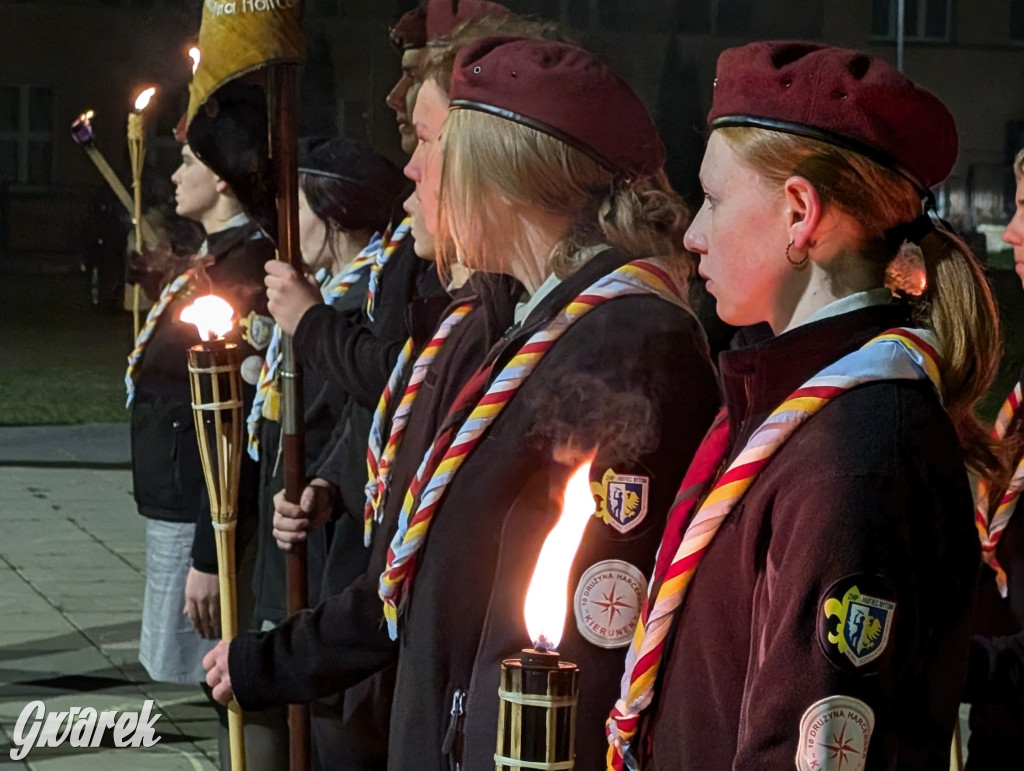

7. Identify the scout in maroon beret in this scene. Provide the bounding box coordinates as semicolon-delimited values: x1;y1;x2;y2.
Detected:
387;0;509;154
606;41;1001;771
384;35;720;770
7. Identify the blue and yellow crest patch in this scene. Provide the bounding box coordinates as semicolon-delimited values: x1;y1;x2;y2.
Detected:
818;576;897;670
591;468;648;534
241;312;275;351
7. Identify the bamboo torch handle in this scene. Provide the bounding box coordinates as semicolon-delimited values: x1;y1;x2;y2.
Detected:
82;145;160;248
214;520;246;771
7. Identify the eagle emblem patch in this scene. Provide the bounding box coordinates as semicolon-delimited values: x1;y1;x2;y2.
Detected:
591;469;648;534
819;578;896;669
241;312;275;351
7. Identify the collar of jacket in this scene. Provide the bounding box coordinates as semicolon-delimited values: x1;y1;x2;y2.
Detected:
719;302;913;450
205;221;261;261
483;246;635;366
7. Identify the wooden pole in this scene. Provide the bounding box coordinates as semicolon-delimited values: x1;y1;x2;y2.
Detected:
267;64;310;771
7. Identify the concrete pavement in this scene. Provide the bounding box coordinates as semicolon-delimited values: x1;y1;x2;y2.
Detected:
0;424;219;770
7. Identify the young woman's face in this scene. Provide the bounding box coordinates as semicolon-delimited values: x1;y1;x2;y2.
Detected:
684;131;793;328
171;144;220;223
403;78;450;237
1004;176;1024;290
298;187;329;271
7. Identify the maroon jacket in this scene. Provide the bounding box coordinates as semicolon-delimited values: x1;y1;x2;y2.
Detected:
645;304;978;770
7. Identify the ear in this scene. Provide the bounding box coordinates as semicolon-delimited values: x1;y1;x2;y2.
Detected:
214;177;230;195
783;176;822;250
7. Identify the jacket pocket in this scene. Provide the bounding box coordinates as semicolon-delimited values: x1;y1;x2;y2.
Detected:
131;399;201;515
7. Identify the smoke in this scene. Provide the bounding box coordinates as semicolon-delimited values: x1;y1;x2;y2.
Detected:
526;372;660;468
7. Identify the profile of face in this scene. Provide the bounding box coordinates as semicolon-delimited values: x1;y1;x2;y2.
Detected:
1004;175;1024;289
386;48;427;155
298;186;331;272
684;131;794;328
171;144;222;223
403;78;450;239
404;190;436;258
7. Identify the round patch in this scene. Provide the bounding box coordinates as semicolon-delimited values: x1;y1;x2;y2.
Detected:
573;560;647;649
817;574;898;673
241;355;263;385
796;695;874;771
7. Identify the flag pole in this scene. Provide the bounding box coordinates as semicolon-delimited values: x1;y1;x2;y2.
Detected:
267;63;311;771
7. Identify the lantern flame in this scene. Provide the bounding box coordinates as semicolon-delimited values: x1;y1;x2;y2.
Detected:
524;460;595;651
134;87;156;112
181;295;235;341
189;47;201;75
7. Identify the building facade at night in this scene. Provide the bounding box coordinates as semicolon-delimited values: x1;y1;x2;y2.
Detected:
1;0;1022;252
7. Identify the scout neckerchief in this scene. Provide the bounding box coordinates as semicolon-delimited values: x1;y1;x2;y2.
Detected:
974;381;1024;597
366;217;412;322
378;258;687;639
363;302;475;546
245;244;381;461
605;328;943;771
124;268;197;407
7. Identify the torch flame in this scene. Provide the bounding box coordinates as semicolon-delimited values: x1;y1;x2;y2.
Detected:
181;295;235;341
134;87;156;112
524;460;595;651
189;47;201;75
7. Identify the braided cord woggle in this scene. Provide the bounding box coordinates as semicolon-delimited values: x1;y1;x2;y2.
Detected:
363;303;474;546
246;253;377;461
606;328;943;770
975;381;1024;597
366;218;411;321
379;260;685;639
125;268;195;407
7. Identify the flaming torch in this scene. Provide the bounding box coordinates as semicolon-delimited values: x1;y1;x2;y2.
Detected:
127;87;156;338
181;294;247;771
495;462;592;770
70;109;158;246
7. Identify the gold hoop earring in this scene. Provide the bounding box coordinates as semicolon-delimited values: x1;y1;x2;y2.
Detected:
786;240;809;268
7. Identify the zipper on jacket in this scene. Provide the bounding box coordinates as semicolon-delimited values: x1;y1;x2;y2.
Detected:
441;688;466;770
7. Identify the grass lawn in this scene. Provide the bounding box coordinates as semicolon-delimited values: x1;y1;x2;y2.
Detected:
1;264;133;425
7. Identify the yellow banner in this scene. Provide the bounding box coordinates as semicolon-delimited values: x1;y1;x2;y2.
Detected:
187;0;305;125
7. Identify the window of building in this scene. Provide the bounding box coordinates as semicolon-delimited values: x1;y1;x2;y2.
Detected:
870;0;951;42
0;86;54;186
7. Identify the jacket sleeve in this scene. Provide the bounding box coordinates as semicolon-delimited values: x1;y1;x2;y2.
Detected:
730;406;977;770
293;303;404;412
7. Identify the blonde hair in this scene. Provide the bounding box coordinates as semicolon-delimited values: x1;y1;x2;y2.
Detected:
438;108;693;286
717;126;1003;481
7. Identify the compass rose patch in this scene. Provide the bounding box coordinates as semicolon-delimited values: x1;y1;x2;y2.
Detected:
818;576;897;671
573;560;647;648
590;468;649;534
797;695;874;771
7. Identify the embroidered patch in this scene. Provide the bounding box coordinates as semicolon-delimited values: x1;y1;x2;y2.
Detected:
590;469;649;534
796;695;874;771
573;560;647;649
818;575;897;671
241;312;274;351
241;355;263;385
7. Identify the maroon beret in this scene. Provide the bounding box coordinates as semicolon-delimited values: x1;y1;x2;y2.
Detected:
449;37;664;179
389;4;427;54
425;0;509;42
709;41;958;190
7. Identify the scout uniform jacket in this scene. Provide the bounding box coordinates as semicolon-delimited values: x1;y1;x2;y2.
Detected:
645;304;978;770
131;221;273;574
